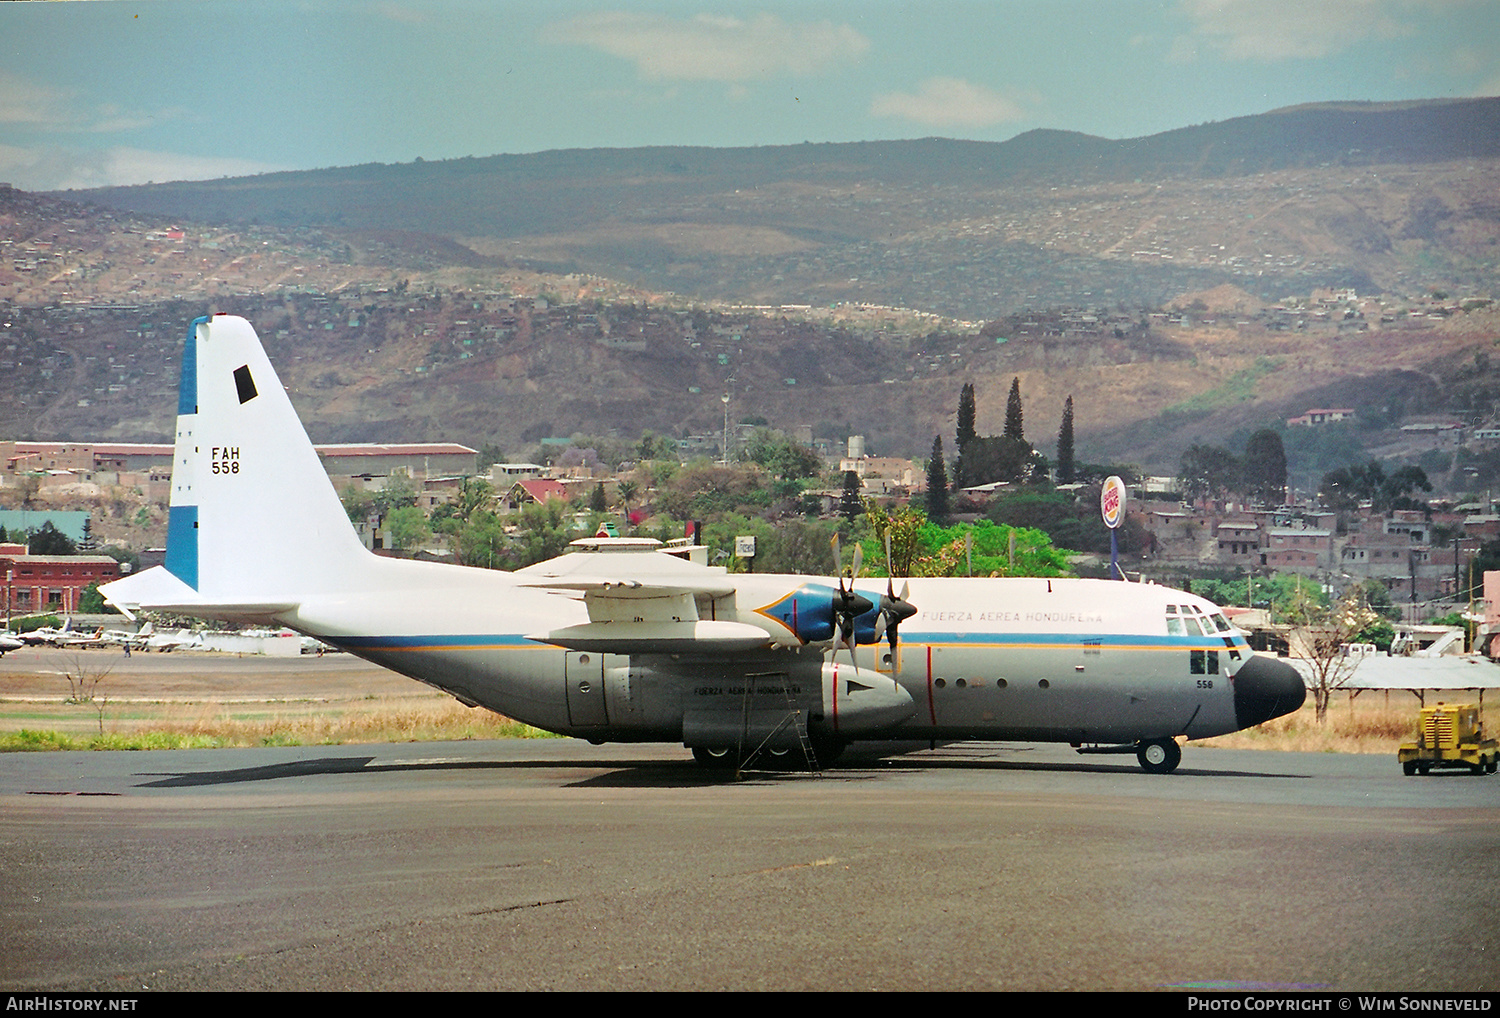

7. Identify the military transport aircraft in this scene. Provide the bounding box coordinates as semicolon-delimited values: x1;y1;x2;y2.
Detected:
100;314;1305;773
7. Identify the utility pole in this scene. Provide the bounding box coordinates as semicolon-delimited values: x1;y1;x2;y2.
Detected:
721;392;730;466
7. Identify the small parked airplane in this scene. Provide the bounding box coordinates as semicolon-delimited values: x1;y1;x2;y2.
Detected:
18;619;101;649
101;314;1305;772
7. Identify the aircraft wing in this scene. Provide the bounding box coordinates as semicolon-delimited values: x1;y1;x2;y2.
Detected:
517;575;771;654
516;576;738;598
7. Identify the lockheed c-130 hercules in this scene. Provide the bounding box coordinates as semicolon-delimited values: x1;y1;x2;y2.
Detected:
100;314;1305;773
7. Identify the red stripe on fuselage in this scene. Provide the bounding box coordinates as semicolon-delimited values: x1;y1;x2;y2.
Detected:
926;645;936;725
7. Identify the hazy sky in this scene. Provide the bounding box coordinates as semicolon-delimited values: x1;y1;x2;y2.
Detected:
3;0;1498;191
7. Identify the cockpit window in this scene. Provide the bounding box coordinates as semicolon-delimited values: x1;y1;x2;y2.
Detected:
1210;613;1233;632
1166;617;1186;635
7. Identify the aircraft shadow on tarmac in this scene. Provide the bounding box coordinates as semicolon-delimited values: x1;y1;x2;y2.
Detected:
133;755;768;789
132;745;1307;788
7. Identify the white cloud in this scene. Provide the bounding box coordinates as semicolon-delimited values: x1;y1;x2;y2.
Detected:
0;144;285;192
0;71;76;127
870;78;1028;128
0;70;183;135
541;12;869;81
374;1;429;24
1174;0;1428;62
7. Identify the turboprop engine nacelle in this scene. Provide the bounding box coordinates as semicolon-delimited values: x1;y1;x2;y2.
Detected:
678;659;915;751
816;661;915;737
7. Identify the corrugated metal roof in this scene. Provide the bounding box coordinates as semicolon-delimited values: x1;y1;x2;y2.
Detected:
1289;654;1500;691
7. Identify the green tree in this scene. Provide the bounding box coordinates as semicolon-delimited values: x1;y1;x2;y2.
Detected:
865;504;928;577
957;382;977;447
340;474;419;525
1004;376;1024;442
16;475;40;509
450;510;508;569
78;582;120;614
475;443;505;473
957;434;1039;486
512;499;574;566
925;435;950;524
636;430;678;461
1242;429;1287;506
742;429;822;481
860;516;1071;579
1319;461;1431;512
28;521;76;556
616;479;640;522
1056;395;1076;484
655;460;772;519
838;470;865;523
1288;586;1381;723
385;505;431;553
1191;572;1326;617
1179;445;1240;502
454;477;495;520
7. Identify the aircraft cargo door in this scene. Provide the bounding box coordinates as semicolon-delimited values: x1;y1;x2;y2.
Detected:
565;651;609;727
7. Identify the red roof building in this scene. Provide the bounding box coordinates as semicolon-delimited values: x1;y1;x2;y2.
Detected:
1;554;120;617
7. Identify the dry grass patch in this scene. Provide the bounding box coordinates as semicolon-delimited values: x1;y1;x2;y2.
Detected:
1196;693;1491;755
0;695;561;751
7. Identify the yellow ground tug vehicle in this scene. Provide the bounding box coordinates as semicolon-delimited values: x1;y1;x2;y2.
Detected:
1398;703;1498;776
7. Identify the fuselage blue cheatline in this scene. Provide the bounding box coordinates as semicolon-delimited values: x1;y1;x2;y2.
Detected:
99;314;1305;772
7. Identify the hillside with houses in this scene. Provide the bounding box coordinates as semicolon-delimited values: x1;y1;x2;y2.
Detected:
4;100;1500;655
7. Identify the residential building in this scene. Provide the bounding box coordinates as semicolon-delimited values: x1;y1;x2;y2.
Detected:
1;551;120;616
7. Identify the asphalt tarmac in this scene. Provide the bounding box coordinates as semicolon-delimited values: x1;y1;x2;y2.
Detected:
3;737;1498;992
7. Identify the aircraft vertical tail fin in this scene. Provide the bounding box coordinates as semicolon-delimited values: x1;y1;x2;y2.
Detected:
110;314;372;613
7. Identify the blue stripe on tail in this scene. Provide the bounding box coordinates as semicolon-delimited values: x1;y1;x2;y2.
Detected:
164;505;198;590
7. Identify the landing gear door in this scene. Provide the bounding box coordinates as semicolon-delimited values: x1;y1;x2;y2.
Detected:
565;651;609;727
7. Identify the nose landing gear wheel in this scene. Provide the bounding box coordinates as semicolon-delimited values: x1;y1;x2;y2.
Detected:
1136;738;1182;774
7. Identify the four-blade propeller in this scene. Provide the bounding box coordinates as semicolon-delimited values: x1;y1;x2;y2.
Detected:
830;535;872;662
830;532;916;666
871;533;917;656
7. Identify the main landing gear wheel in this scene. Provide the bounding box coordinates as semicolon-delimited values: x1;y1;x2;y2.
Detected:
1136;738;1182;774
691;746;738;769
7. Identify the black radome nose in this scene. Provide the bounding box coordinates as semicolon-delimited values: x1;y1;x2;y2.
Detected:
1234;654;1306;729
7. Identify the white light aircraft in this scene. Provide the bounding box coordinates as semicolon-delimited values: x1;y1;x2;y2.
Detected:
101;315;1305;773
18;619;101;649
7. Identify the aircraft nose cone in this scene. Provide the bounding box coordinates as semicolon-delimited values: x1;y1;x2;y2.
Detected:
1234;654;1306;729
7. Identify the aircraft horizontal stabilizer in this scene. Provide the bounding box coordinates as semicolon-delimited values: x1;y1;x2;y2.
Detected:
100;565;298;622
